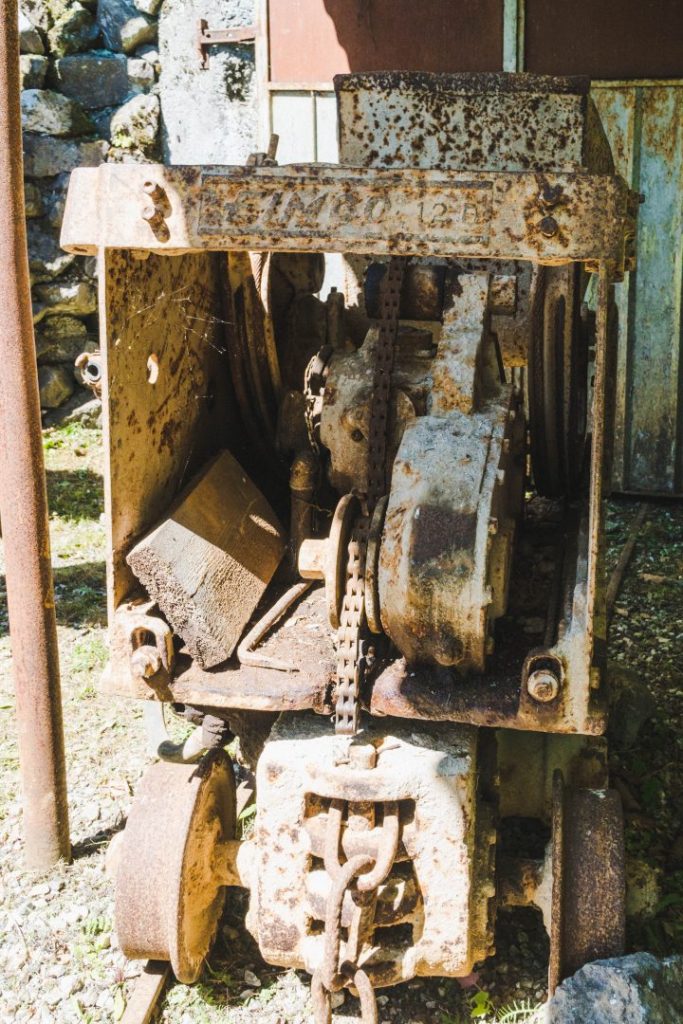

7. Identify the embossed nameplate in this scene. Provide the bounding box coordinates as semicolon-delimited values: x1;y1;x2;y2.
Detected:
198;168;493;251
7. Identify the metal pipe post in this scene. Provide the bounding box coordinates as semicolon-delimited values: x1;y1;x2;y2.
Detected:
0;0;71;867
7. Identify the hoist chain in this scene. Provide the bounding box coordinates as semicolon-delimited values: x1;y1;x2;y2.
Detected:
311;800;400;1024
334;257;407;736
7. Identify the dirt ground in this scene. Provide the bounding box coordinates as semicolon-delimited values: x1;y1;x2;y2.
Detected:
0;419;681;1024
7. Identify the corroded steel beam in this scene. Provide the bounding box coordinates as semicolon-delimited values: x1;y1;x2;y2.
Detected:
61;163;638;271
0;0;70;867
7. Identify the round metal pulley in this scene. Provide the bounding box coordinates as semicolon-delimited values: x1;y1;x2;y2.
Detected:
548;770;625;994
528;264;589;497
115;750;236;984
365;495;388;634
326;492;361;630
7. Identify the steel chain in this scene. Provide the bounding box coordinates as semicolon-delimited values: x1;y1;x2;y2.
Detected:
312;800;400;1024
334;258;407;736
366;257;406;510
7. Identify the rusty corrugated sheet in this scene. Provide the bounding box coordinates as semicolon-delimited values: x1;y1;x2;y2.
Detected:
593;82;683;494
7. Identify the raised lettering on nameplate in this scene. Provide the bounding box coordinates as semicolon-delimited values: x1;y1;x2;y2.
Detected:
198;169;492;251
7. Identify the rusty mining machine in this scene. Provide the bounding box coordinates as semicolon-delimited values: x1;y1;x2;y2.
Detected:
61;72;639;1020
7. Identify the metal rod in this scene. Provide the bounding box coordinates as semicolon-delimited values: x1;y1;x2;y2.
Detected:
606;502;648;623
0;0;70;867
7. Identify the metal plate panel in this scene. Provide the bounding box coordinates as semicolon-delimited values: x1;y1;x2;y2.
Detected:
62;165;636;268
525;0;683;79
593;83;683;493
199;171;494;247
267;0;504;83
101;250;233;613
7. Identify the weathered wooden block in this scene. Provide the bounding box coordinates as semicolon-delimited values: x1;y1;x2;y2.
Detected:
127;450;285;669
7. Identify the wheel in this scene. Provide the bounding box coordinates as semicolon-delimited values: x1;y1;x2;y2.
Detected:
528;264;588;497
548;770;625;993
115;750;236;983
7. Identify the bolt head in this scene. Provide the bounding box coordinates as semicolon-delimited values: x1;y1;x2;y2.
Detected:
539;216;558;238
527;668;560;703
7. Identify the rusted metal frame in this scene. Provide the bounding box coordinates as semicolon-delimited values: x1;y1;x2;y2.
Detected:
196;19;256;69
586;261;616;648
0;0;70;868
61;165;636;268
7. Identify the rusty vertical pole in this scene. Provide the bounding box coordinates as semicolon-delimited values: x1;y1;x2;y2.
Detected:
0;0;71;867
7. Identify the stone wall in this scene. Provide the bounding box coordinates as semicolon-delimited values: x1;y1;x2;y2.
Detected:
19;0;256;415
159;0;256;165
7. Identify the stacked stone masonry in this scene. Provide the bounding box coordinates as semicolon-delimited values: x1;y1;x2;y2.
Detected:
19;0;257;411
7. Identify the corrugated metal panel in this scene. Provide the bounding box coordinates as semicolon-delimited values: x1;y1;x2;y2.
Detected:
593;82;683;494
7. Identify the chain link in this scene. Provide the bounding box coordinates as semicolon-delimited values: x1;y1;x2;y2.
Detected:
334;258;407;736
366;257;406;510
312;800;400;1024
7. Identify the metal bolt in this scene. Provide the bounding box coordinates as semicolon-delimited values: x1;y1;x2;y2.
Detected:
143;180;166;202
141;202;163;225
538;183;562;208
526;668;560;703
539;216;558;238
131;645;162;680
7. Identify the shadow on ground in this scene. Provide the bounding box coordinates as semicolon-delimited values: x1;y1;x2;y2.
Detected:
46;468;104;521
0;561;106;637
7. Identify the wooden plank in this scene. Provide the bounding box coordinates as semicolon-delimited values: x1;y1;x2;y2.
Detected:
121;961;170;1024
314;92;338;161
127;450;285;669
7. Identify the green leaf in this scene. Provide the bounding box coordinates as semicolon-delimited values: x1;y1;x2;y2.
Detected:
469;990;494;1018
113;986;126;1021
238;803;257;822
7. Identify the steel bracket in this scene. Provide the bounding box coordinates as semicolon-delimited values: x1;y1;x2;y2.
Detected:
196;19;256;69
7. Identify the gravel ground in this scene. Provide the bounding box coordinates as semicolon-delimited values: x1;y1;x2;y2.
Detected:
0;420;680;1024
